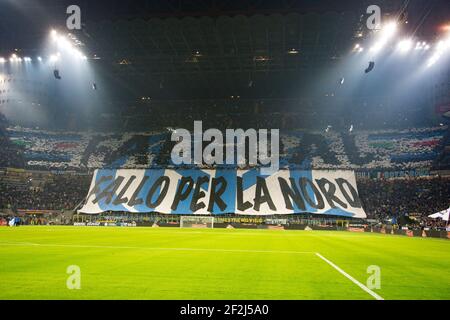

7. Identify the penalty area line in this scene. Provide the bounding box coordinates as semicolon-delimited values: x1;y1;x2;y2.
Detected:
315;252;384;301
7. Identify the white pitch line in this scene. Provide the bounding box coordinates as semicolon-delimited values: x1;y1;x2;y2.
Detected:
0;242;314;255
315;252;384;300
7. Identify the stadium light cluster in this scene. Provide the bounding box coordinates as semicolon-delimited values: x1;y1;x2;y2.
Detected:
352;21;450;68
397;39;413;52
0;54;64;63
0;53;87;64
0;29;89;65
9;53;20;62
369;21;398;53
427;38;450;67
51;29;87;60
49;53;60;62
415;41;430;51
352;44;364;52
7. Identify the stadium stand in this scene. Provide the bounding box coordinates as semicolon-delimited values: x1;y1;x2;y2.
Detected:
0;121;448;231
0;169;448;230
0;170;89;211
1;124;447;171
358;177;449;220
433;129;450;170
2;108;448;230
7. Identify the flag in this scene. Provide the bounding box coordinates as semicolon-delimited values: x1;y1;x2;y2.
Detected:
428;212;444;219
443;208;450;222
428;208;450;221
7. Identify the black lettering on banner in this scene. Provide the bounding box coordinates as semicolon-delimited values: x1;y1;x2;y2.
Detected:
315;178;347;209
128;176;149;206
299;177;325;209
146;176;170;208
190;176;209;212
171;176;194;210
93;176;125;205
237;176;252;211
335;178;362;208
253;176;276;211
86;175;113;202
278;177;306;210
207;176;227;212
113;175;136;205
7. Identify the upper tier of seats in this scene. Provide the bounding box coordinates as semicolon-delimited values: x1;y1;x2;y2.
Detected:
0;125;447;171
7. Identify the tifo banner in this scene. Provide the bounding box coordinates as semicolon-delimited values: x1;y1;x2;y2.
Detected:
79;169;366;218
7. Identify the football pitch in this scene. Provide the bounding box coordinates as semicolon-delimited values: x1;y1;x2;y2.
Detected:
0;226;449;300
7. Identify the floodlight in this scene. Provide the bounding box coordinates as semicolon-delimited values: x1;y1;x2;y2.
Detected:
51;29;58;40
397;39;413;52
381;22;398;38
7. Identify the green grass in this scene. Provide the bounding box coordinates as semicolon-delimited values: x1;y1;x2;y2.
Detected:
0;226;449;300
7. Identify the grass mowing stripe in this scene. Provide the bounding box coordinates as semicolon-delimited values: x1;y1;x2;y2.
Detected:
2;227;449;299
316;252;384;301
0;241;315;255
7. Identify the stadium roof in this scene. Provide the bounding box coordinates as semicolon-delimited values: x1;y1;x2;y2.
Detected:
83;12;359;100
0;0;449;101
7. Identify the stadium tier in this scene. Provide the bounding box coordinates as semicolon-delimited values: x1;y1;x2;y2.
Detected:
1;118;449;229
1;124;448;171
0;165;448;229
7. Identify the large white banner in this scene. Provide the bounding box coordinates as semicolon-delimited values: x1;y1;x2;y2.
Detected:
79;169;366;218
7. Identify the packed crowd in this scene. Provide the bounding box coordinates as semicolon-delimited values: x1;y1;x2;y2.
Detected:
1;112;448;227
358;176;450;226
0;171;448;230
0;125;447;171
0;175;89;211
0;135;25;168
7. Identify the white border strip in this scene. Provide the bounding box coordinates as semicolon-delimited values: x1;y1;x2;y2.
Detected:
316;252;384;300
